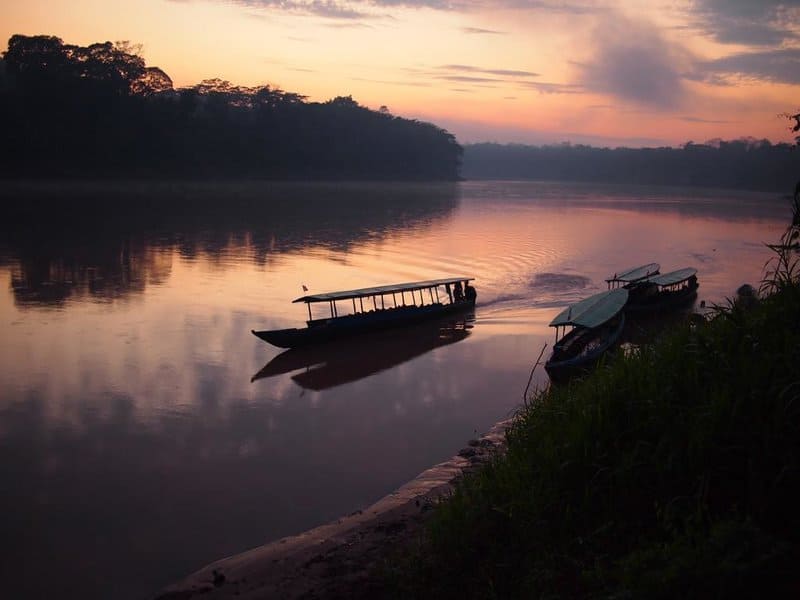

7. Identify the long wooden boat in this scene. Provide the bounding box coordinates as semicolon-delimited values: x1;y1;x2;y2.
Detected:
252;277;476;349
626;267;698;312
545;288;629;381
606;263;660;289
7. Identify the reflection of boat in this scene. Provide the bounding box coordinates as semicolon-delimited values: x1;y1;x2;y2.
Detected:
252;277;476;349
251;317;473;391
626;268;699;312
606;263;660;289
545;288;628;382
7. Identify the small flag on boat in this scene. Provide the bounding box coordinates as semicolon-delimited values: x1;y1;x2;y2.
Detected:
302;284;308;292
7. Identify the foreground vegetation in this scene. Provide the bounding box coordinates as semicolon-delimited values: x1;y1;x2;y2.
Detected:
389;198;800;598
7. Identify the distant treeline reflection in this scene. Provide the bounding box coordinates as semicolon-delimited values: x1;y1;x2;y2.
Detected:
463;141;799;192
0;35;462;180
0;181;460;308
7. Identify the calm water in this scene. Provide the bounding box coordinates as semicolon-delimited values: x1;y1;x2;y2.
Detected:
0;180;790;599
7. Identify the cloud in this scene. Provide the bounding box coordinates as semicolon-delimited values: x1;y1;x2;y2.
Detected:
575;15;691;109
461;26;505;35
408;64;581;94
519;81;583;94
408;64;578;93
203;0;371;19
473;0;603;14
438;74;505;83
694;47;800;84
688;0;800;46
681;116;736;124
438;64;540;77
171;0;607;20
323;21;374;27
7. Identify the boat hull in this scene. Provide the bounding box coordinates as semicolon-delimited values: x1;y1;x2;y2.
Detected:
252;299;475;349
545;312;626;382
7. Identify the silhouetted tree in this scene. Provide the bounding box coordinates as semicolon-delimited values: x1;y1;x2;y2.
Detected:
0;34;462;180
461;139;798;192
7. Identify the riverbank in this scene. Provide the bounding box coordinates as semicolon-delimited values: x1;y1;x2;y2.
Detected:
154;420;511;599
390;230;800;597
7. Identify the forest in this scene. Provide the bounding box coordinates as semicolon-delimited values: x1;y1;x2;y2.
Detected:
0;35;463;180
462;140;799;192
2;34;796;188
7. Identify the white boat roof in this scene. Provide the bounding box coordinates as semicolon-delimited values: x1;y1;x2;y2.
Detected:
293;277;474;303
606;263;660;283
549;288;629;329
649;267;697;287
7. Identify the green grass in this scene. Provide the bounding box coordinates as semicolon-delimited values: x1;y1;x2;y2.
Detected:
385;207;800;599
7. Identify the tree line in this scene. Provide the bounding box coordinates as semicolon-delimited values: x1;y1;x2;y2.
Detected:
462;140;799;192
0;34;463;180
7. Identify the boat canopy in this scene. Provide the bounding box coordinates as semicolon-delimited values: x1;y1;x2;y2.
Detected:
292;277;474;304
549;288;629;329
606;262;660;284
649;267;697;287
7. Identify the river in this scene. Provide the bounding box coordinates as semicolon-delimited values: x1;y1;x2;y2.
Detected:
0;179;790;599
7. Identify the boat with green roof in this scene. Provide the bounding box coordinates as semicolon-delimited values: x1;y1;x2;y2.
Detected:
545;288;629;381
626;267;699;312
606;263;660;289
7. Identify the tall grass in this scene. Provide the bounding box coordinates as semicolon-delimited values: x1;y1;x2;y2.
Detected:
389;195;800;599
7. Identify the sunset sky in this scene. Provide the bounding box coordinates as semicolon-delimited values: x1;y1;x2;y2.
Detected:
2;0;799;146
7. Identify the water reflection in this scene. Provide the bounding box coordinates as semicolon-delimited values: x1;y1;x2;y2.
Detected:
1;181;460;308
0;180;790;600
461;180;791;221
252;316;473;391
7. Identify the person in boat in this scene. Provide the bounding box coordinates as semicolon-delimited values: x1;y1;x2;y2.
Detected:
464;281;477;303
454;281;464;302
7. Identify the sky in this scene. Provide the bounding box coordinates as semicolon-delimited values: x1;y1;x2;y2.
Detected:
2;0;799;147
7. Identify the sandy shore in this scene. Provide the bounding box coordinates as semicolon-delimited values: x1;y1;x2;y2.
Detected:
154;419;511;600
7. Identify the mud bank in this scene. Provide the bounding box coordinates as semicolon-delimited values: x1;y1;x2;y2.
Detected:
154;420;511;600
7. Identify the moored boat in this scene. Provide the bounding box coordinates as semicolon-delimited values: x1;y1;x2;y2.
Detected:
545;288;628;381
606;263;660;289
252;277;476;349
626;267;698;312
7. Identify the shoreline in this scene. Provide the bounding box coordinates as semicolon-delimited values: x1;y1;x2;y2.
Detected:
154;419;512;600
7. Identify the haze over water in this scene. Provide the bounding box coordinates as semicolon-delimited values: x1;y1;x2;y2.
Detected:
0;180;789;599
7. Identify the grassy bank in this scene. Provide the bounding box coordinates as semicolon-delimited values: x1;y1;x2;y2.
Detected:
387;204;800;598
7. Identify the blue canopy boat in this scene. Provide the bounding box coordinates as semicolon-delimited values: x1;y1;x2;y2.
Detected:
626;267;699;312
545;288;629;381
251;277;476;349
606;263;660;289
